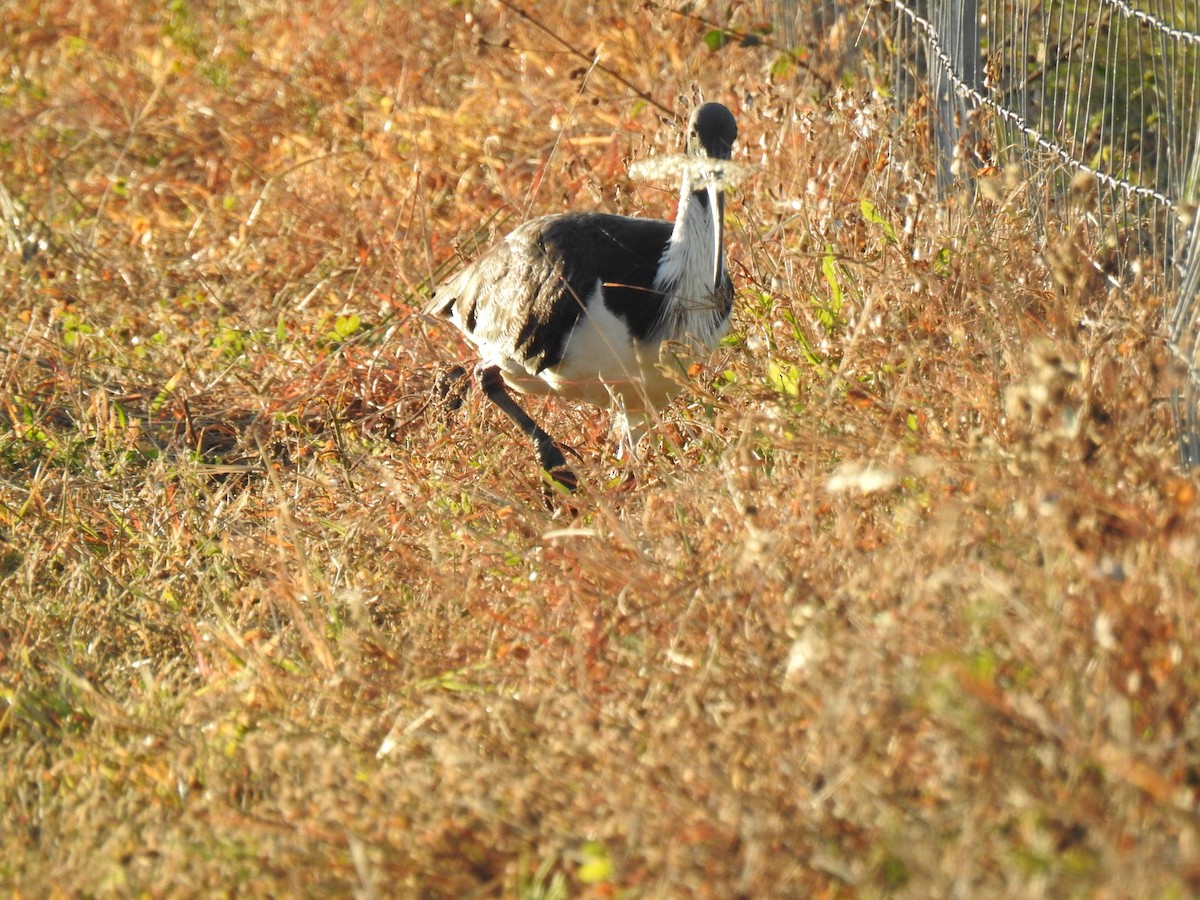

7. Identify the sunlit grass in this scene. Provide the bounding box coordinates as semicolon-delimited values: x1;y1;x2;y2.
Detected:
1;0;1197;895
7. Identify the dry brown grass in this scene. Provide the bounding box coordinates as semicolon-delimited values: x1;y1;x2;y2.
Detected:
2;0;1199;895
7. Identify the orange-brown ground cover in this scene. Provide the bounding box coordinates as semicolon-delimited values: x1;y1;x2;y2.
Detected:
2;1;1197;894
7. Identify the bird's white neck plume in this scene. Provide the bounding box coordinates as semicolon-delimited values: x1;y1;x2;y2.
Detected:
651;170;725;345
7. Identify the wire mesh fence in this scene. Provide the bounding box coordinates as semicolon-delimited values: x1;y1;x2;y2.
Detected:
892;0;1200;464
773;0;1200;466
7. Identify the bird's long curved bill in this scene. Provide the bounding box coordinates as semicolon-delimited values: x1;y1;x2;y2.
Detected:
708;181;725;294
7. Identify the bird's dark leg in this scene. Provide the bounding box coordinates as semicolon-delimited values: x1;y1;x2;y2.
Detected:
476;364;578;492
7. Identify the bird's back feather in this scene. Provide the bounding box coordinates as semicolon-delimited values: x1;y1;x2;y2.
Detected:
427;212;675;374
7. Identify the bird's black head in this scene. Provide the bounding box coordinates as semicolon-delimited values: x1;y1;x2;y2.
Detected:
687;102;737;161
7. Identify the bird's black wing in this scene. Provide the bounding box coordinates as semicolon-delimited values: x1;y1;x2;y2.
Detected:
428;212;673;372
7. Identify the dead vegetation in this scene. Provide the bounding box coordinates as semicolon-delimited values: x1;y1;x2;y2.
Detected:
2;0;1198;895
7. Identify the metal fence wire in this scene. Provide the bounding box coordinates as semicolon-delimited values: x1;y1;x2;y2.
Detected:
775;0;1200;467
894;0;1200;465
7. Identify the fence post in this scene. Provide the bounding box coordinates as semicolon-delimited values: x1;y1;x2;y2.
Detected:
928;0;981;195
1171;120;1200;467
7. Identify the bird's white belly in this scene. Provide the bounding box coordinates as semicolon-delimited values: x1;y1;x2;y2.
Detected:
496;285;679;412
